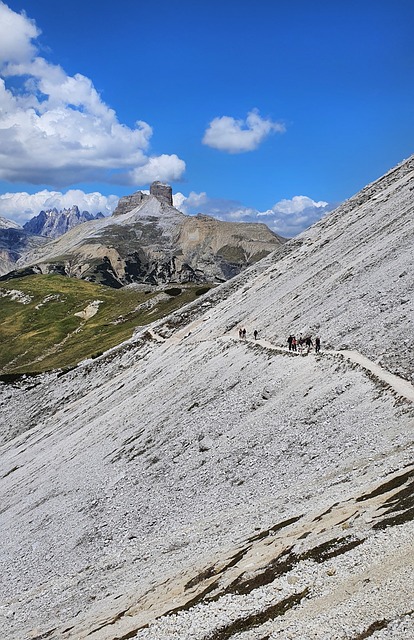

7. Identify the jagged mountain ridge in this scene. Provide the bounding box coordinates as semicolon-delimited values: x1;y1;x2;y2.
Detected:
23;205;104;238
0;207;104;277
0;155;413;640
6;190;285;287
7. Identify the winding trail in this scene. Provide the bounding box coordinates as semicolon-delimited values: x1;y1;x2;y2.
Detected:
333;349;414;403
251;337;414;404
148;324;414;405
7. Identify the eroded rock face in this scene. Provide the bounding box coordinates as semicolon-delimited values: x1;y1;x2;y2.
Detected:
0;216;21;230
113;182;173;216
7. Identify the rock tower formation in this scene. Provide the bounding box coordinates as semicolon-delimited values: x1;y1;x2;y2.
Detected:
150;181;173;206
112;182;173;217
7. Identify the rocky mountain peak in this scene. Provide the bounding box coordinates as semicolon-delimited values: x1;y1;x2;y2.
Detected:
150;181;173;206
3;186;284;285
112;182;173;218
0;216;21;230
23;206;99;238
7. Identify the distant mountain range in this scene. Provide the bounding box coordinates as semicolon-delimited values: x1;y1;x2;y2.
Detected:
0;183;286;287
22;205;104;238
0;207;104;276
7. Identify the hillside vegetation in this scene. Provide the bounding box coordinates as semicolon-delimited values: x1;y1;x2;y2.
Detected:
0;275;213;374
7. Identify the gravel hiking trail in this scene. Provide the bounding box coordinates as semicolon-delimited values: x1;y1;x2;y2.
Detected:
154;326;414;405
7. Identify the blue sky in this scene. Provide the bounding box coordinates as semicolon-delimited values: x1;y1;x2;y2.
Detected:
0;0;413;235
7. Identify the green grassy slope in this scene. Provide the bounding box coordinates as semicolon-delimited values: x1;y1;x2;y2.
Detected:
0;275;213;374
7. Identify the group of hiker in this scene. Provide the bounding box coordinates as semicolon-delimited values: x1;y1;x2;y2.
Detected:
238;327;259;340
287;334;320;354
237;326;321;354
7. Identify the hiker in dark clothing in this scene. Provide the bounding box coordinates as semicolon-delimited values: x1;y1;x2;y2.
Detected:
238;327;243;339
305;336;313;353
242;328;246;339
287;335;294;351
315;336;321;353
254;329;258;340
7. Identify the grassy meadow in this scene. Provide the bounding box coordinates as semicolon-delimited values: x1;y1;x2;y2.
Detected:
0;275;212;375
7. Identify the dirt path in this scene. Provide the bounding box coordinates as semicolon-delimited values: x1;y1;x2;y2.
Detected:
231;336;414;404
147;327;414;405
333;349;414;403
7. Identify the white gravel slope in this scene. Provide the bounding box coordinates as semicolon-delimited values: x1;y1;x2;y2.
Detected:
0;155;414;640
186;154;414;382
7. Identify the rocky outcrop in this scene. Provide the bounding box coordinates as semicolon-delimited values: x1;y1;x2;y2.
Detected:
4;191;285;287
0;216;21;230
112;182;173;216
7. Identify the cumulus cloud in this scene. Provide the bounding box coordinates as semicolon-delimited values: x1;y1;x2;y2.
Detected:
263;195;329;215
126;154;186;185
173;191;208;213
202;109;285;153
258;196;333;236
0;2;185;186
174;191;334;237
0;189;119;224
0;2;39;65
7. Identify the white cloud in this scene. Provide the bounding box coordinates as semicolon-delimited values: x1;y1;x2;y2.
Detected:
0;2;39;65
0;2;185;186
0;189;119;224
172;192;187;212
256;195;331;236
127;154;186;185
202;108;285;153
173;191;208;214
263;195;329;215
174;191;334;237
